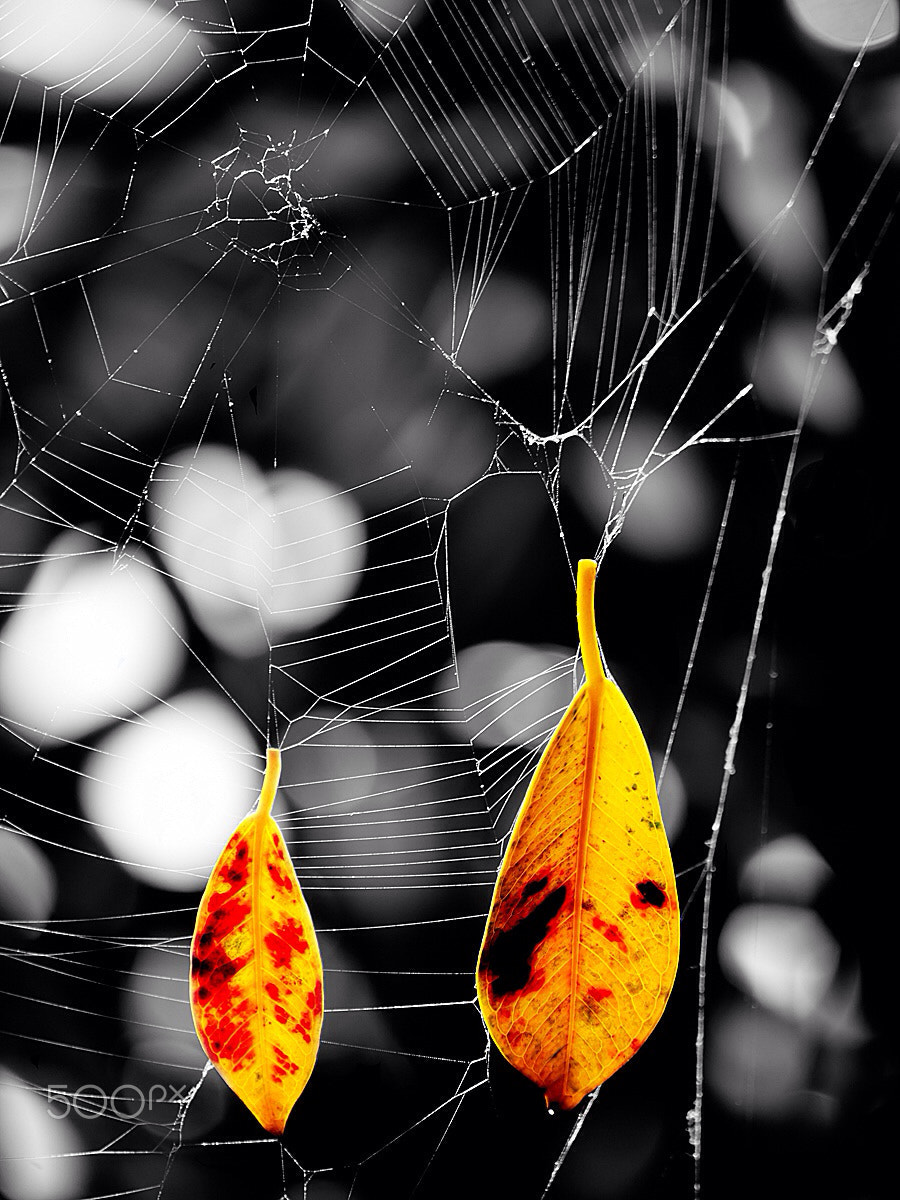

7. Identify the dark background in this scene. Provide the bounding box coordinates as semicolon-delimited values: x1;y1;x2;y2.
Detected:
1;2;896;1198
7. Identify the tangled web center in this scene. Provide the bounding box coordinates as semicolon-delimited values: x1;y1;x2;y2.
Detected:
211;128;321;272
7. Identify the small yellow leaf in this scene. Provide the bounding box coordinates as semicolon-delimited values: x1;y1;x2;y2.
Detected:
477;560;679;1110
190;749;323;1133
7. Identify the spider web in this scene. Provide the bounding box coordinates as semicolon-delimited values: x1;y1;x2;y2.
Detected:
0;1;895;1198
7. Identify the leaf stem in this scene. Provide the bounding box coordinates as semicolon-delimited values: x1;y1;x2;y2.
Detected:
258;747;282;819
576;560;605;687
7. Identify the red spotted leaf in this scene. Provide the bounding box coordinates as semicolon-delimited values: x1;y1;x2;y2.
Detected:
190;748;323;1133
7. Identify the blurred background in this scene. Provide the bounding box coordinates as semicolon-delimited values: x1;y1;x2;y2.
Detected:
0;1;896;1198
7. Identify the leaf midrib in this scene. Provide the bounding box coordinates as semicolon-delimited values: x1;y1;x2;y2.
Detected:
561;677;604;1102
250;807;277;1130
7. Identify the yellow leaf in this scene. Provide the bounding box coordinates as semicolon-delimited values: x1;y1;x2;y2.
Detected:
477;560;679;1110
190;748;323;1133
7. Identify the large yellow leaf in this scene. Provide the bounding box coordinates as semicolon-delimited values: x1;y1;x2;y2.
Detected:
477;560;679;1110
190;749;323;1133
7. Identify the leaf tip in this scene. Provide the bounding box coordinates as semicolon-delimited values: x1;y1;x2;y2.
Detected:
260;1109;288;1136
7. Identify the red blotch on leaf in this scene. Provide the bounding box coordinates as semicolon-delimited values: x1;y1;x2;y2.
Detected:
305;978;323;1017
592;916;628;950
265;917;309;969
588;985;613;1002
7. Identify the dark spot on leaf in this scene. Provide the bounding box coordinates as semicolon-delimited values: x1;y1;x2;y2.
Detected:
480;885;566;997
521;876;548;901
635;879;666;907
207;960;237;988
